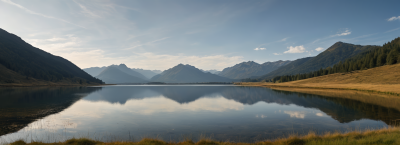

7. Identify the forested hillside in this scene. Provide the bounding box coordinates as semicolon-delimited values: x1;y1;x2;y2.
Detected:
259;42;376;80
219;60;291;79
0;28;103;84
271;37;400;83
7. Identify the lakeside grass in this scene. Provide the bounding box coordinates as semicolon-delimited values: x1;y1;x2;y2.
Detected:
5;127;400;145
237;63;400;96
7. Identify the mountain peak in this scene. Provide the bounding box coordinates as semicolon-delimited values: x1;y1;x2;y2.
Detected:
151;64;232;83
118;64;128;68
244;61;258;64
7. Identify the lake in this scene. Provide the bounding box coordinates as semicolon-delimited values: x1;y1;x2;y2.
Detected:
0;85;399;143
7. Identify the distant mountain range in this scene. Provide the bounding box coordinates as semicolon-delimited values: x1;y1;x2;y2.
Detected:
83;65;162;79
259;42;376;80
83;40;376;84
0;28;103;85
96;65;148;84
151;64;233;83
218;60;292;79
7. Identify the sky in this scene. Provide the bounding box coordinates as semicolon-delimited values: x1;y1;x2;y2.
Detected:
1;0;400;71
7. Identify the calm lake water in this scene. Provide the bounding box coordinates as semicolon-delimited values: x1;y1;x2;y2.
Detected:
0;85;399;143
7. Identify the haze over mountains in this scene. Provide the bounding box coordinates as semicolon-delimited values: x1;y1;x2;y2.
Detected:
151;64;233;83
0;28;103;85
131;68;161;79
83;65;161;79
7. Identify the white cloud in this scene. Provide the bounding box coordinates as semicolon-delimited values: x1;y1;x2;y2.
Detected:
73;0;101;18
124;37;170;50
123;96;244;114
254;48;266;51
25;35;244;70
313;29;352;44
26;35;82;53
273;53;281;55
388;16;400;21
332;29;351;37
315;47;324;51
284;45;306;53
315;113;324;117
279;37;288;42
385;27;400;33
284;111;305;119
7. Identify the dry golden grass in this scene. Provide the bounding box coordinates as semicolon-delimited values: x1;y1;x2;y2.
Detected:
237;63;400;95
7;127;400;145
264;87;400;112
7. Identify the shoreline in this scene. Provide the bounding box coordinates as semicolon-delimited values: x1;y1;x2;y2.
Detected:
0;84;111;88
235;82;400;97
5;126;400;145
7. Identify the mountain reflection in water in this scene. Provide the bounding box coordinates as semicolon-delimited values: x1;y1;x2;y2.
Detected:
1;85;399;143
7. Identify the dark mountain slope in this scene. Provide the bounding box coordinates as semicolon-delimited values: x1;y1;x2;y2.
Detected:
219;60;291;79
260;42;376;80
0;28;103;84
291;42;376;74
259;57;313;80
96;66;148;84
151;64;233;83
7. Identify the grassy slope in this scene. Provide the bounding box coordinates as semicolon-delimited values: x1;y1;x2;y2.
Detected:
240;63;400;95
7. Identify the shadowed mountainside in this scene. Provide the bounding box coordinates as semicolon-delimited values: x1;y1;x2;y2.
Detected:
113;64;148;80
219;60;292;79
96;66;148;84
0;28;103;85
151;64;233;83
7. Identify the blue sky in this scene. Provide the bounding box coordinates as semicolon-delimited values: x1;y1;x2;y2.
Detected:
1;0;399;70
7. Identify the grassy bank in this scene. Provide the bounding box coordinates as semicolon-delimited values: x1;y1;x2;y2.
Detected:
237;63;400;96
7;127;400;145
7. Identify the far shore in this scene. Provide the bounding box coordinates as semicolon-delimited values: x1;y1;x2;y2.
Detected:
0;83;110;87
0;82;236;87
